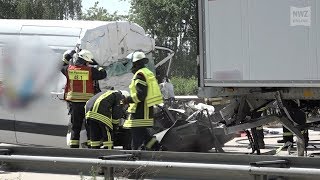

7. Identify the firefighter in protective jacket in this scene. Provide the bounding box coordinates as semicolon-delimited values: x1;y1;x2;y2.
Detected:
61;49;107;148
85;90;128;149
61;50;76;114
123;51;163;150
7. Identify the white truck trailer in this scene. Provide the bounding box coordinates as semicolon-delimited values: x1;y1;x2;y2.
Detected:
197;0;320;155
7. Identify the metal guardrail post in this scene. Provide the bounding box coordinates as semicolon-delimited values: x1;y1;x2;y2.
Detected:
103;167;114;180
99;154;135;180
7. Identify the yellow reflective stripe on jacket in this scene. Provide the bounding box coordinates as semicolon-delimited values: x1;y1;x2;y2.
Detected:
130;79;148;104
132;93;140;103
66;92;94;101
123;118;154;128
92;91;113;112
112;119;120;125
128;67;163;113
70;80;74;91
86;111;113;130
257;107;268;112
83;80;86;92
130;79;145;103
144;101;149;120
136;79;147;86
128;77;139;112
147;95;163;107
131;79;147;103
283;132;293;136
134;68;163;107
86;91;114;129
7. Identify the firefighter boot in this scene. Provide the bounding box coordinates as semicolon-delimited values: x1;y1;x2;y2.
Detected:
277;126;293;144
256;127;265;149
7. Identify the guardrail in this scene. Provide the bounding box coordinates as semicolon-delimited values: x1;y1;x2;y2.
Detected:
1;146;320;180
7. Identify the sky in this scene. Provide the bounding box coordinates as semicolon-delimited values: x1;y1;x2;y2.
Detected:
82;0;131;15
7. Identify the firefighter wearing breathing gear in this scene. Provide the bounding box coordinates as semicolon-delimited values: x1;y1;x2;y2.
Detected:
85;90;128;149
61;49;107;148
122;51;163;150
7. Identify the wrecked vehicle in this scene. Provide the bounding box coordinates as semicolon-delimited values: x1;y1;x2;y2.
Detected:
0;20;174;148
0;20;234;152
149;103;235;152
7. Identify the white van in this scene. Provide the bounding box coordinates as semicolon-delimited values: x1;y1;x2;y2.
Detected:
0;19;156;147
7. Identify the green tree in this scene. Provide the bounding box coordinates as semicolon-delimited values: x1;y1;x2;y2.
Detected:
0;0;82;19
0;0;18;18
82;1;128;21
129;0;198;78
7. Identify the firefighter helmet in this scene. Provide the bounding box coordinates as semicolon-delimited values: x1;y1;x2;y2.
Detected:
119;90;130;98
78;49;94;63
62;50;76;64
132;51;148;63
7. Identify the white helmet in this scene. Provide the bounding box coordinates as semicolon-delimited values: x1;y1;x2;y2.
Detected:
62;50;75;64
132;51;147;63
78;49;93;63
119;90;130;98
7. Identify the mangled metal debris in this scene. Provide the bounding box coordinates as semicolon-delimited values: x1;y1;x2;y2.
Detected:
149;102;235;152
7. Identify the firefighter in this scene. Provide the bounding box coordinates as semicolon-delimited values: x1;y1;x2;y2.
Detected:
85;90;128;149
62;49;76;66
67;48;102;94
277;101;309;148
122;51;163;150
277;126;308;148
61;49;107;148
61;49;103;148
89;58;103;94
61;50;76;115
76;47;102;93
277;126;294;144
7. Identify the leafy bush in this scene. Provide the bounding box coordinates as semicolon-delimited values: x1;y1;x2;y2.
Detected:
171;76;198;95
